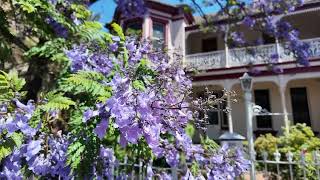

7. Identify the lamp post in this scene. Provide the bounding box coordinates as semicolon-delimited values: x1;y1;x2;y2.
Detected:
218;132;245;148
239;73;255;180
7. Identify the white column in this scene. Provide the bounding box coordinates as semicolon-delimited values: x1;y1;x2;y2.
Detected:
224;25;230;68
275;37;282;63
244;89;255;180
278;75;290;133
226;94;233;133
143;16;151;39
225;43;230;68
224;81;233;133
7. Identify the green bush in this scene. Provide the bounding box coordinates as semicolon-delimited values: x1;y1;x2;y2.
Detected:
254;123;320;179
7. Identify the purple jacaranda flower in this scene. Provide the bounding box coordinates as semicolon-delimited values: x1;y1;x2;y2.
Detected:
243;16;256;28
109;42;119;52
0;104;7;113
230;32;245;46
116;0;147;18
100;147;113;158
25;140;42;161
13;99;35;114
94;118;109;139
27;154;51;175
160;172;172;180
83;109;99;123
249;67;261;75
112;36;121;42
16;120;37;136
182;169;194;180
0;150;23;179
146;164;154;180
272;65;284;74
126;41;136;52
270;53;279;63
166;148;179;167
121;124;141;144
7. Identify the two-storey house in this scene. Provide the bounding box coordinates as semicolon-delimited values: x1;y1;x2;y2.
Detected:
113;0;320;140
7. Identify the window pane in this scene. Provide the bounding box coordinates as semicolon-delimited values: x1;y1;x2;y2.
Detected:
208;110;219;125
290;87;311;126
126;23;142;36
202;38;217;52
254;89;272;128
152;23;165;49
220;101;228;128
153;23;164;39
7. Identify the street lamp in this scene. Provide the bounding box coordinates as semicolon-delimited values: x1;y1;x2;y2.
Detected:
240;73;253;91
239;73;255;180
218;132;245;148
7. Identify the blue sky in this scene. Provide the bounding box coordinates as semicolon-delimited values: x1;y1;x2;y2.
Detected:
89;0;217;25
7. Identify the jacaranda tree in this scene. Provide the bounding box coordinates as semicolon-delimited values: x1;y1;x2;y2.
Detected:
0;0;311;179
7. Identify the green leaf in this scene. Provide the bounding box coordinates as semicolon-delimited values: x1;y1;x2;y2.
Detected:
0;70;26;102
132;80;145;91
111;23;125;41
0;132;24;161
67;141;85;170
41;92;75;112
59;71;111;99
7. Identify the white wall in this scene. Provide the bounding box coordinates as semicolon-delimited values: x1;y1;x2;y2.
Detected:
171;19;186;55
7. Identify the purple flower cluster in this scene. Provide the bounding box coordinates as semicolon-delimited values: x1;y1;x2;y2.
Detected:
0;99;37;137
45;17;69;38
1;135;71;179
66;37;250;178
116;0;147;18
206;145;250;179
0;99;71;179
66;45;114;75
250;0;310;66
95;146;116;179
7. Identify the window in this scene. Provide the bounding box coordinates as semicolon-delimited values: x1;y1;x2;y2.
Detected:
220;101;228;129
208;110;219;125
290;87;311;126
152;22;165;49
254;89;272;129
125;22;142;36
262;33;275;44
198;91;228;127
202;38;218;52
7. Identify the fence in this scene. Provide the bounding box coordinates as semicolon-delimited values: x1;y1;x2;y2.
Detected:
255;150;320;180
99;151;320;179
108;155;183;180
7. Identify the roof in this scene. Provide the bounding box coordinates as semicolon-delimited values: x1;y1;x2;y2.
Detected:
218;132;246;141
113;0;194;25
187;0;320;30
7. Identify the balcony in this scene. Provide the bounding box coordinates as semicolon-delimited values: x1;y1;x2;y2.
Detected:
184;37;320;70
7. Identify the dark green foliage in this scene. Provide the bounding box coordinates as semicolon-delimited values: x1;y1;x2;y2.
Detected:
255;123;320;179
0;70;26;102
59;71;112;102
0;132;23;161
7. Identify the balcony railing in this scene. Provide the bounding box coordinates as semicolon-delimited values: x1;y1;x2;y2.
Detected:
185;37;320;70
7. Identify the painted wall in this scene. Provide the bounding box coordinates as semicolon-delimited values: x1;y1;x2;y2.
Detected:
185;10;320;55
171;19;186;55
192;74;320;140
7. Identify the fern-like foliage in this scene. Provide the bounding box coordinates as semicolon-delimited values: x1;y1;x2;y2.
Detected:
29;92;75;128
76;21;112;44
59;71;112;101
0;70;26;102
111;23;125;41
25;38;69;64
66;141;86;171
0;132;23;161
41;92;75;112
